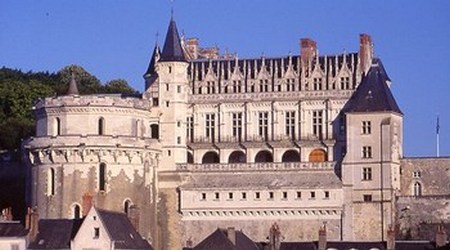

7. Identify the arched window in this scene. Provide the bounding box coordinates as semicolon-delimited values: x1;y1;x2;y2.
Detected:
413;182;422;196
309;149;327;162
73;204;81;219
99;163;106;192
150;124;159;139
98;117;105;135
228;151;246;163
255;151;273;163
124;200;132;215
202;151;219;164
47;168;55;196
54;117;61;136
282;150;300;162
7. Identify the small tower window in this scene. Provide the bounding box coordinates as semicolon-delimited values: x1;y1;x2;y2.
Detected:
54;117;61;136
168;66;172;74
98;117;105;135
413;182;422;196
99;163;106;192
94;227;100;239
48;168;55;196
73;204;81;219
124;200;132;215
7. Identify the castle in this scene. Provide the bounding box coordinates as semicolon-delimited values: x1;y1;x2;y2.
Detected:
23;18;450;249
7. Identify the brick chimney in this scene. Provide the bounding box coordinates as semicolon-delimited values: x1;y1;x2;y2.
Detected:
28;208;39;242
300;38;317;69
318;223;327;250
386;225;395;250
227;227;236;245
186;38;199;60
436;224;447;248
82;192;93;217
128;205;140;231
359;33;373;75
269;223;281;250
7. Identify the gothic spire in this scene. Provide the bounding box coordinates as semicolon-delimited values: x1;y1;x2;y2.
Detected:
66;71;79;95
159;18;187;62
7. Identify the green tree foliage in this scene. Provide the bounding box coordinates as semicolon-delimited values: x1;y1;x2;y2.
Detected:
0;65;137;150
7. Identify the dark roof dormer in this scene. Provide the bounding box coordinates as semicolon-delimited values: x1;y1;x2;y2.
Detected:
159;18;187;62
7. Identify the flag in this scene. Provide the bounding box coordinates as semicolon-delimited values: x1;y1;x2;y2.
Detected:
436;115;440;134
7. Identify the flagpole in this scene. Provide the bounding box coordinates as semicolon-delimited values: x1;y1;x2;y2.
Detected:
437;115;440;157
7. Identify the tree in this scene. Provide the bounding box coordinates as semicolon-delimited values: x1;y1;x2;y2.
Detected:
103;79;136;94
57;65;102;95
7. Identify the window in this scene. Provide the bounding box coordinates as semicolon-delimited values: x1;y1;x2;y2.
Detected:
362;146;372;158
205;114;216;142
413;171;421;178
260;79;269;92
94;227;100;239
48;168;55;196
99;163;106;192
313;77;322;90
98;117;105;135
177;121;181;127
296;191;302;199
312;111;323;137
73;204;81;219
177;85;181;93
186;117;194;142
241;192;247;200
362;167;372;181
282;192;288;199
165;101;170;107
286;78;295;91
414;182;422;196
232;112;243;141
363;194;372;202
150;124;159;139
206;81;215;94
124;200;132;215
340;77;350;89
214;192;220;200
324;191;330;199
168;150;171;156
152;98;159;106
285;111;295;139
201;193;206;200
228;192;233;200
55;117;61;136
166;84;169;91
362;121;371;134
255;192;260;199
258;112;269;140
268;192;274;199
177;136;181;144
310;191;316;199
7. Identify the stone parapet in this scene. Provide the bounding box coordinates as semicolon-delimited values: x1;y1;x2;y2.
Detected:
177;161;335;172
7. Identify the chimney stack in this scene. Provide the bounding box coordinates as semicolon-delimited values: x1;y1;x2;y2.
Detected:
318;223;327;250
82;192;93;217
300;38;317;69
28;208;39;242
128;205;140;231
359;33;373;75
269;223;281;250
436;224;447;248
186;38;199;60
227;227;236;245
386;225;395;250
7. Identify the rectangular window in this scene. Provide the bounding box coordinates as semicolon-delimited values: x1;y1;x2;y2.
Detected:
201;193;206;200
177;136;181;144
413;171;421;178
285;111;295;139
310;191;316;199
363;194;372;202
340;77;350;89
268;191;274;199
205;114;216;142
312;110;323;137
362;146;372;158
241;192;247;200
94;227;100;239
177;85;181;93
214;192;220;200
362;121;371;134
152;98;159;107
324;191;330;199
258;112;269;140
296;191;302;199
313;78;322;90
362;167;372;181
186;116;194;143
228;192;233;200
282;191;288;199
232;112;243;141
165;101;170;107
255;192;260;199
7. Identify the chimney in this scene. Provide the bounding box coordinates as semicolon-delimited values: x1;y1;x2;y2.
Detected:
25;207;32;230
82;192;93;217
436;224;447;248
227;227;236;245
300;38;317;69
359;33;373;75
128;205;140;231
386;225;395;250
269;223;281;250
29;208;39;242
186;38;199;60
318;223;327;250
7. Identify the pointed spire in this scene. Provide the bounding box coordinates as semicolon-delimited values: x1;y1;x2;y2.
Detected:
159;18;187;62
67;71;79;95
144;44;161;77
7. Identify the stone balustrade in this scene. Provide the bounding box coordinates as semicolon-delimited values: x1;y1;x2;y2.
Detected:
176;161;335;172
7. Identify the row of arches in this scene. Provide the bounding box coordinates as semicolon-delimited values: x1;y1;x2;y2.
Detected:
189;149;328;164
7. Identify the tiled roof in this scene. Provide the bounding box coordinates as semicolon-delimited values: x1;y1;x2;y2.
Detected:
193;228;260;250
144;44;160;76
97;209;153;250
28;219;82;249
159;19;187;62
0;221;28;237
344;58;402;114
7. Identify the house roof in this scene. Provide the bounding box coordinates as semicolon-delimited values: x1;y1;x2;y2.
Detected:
344;58;402;114
159;18;187;62
28;219;83;249
193;228;260;250
96;208;153;250
0;221;28;237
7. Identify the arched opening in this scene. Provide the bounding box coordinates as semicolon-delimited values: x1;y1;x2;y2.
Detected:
73;204;81;219
309;149;327;162
54;117;61;136
282;150;300;162
47;168;55;196
255;150;273;163
150;124;159;139
98;117;105;135
187;152;194;164
202;151;219;164
228;151;246;163
124;200;132;215
99;163;106;192
413;182;422;196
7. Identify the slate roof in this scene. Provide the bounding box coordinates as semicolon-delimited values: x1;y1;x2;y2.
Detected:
28;219;82;249
144;44;160;76
344;58;402;114
0;221;28;237
192;228;260;250
181;172;342;189
159;18;187;62
96;209;153;250
66;72;79;95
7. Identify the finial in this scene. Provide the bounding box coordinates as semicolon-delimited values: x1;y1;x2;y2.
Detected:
170;0;175;20
155;31;159;45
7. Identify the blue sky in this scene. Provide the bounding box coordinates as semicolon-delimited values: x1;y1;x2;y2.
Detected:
1;1;450;157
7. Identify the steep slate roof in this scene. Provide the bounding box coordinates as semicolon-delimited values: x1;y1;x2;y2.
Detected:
344;58;402;114
144;44;160;76
96;209;153;250
28;219;83;249
66;72;79;95
0;221;28;237
193;228;260;250
159;18;187;62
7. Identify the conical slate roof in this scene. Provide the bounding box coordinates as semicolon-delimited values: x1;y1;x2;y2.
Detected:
159;18;187;62
344;58;402;114
66;71;79;95
144;44;160;76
